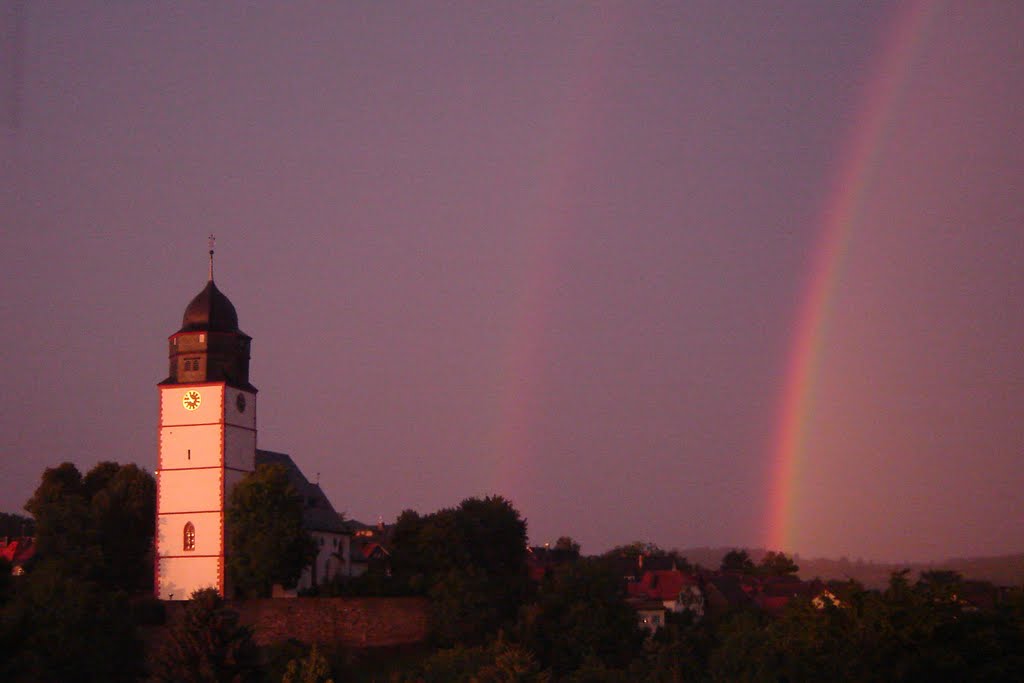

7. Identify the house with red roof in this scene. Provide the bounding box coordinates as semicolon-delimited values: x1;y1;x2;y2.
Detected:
627;568;705;620
0;537;36;576
750;576;824;616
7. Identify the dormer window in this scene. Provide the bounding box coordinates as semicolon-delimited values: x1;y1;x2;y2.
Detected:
184;522;196;551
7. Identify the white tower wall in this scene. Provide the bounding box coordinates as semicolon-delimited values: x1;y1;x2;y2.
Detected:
156;382;256;599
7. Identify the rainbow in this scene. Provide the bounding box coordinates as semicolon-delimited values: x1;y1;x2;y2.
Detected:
765;1;938;552
490;5;621;498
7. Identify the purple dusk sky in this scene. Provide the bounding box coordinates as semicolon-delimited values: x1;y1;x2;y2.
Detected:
1;2;1021;563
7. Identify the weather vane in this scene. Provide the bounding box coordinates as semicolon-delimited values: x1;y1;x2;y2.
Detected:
208;234;216;281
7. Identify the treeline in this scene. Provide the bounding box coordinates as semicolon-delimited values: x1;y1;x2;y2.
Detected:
674;547;1024;589
3;462;1024;681
630;572;1024;682
309;499;1024;682
796;553;1024;589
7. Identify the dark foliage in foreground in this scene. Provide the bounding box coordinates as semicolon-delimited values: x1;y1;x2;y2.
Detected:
389;495;531;646
152;588;260;683
0;560;145;683
639;573;1024;683
5;472;1023;682
390;569;1024;682
0;461;153;682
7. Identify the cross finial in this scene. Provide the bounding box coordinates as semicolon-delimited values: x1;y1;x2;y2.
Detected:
208;234;216;281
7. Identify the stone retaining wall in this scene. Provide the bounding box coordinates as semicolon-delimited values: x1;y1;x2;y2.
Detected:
228;596;429;647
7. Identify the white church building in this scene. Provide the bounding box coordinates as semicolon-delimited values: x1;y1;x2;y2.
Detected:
154;253;353;600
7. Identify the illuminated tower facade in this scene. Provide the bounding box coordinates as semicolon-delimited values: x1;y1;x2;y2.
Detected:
155;248;257;599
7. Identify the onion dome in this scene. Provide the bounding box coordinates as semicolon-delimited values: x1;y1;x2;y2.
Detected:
179;280;241;333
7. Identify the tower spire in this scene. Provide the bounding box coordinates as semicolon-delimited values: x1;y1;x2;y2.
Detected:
208;234;216;281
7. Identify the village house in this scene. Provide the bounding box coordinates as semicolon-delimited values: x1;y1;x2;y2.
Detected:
0;537;35;576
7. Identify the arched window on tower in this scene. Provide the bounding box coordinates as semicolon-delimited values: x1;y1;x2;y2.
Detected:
184;522;196;551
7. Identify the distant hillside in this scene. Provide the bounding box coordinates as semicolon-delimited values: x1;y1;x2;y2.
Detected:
796;554;1024;589
674;547;1024;589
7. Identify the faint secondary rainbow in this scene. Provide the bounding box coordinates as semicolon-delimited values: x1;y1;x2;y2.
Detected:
489;5;621;499
766;1;938;552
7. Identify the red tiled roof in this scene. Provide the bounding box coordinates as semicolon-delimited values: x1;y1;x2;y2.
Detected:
628;569;697;600
360;541;390;560
0;538;35;565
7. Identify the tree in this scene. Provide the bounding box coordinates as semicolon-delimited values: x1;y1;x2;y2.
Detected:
0;560;145;682
555;536;581;555
152;588;259;683
719;549;756;575
24;463;93;563
390;508;427;585
89;462;156;590
282;644;335;683
475;640;549;683
454;496;529;577
429;565;509;646
24;461;155;590
0;558;11;607
2;462;155;680
759;550;799;576
226;463;317;597
389;496;530;646
541;536;582;566
635;614;717;682
515;559;645;676
916;569;964;602
601;542;692;572
389;497;528;584
602;541;663;559
403;638;549;683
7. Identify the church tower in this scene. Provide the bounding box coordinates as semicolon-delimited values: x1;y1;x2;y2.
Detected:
155;244;257;599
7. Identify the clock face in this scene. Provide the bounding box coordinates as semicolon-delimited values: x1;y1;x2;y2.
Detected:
182;390;202;411
236;393;247;413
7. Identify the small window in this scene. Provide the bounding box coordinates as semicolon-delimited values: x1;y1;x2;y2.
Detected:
184;522;196;551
